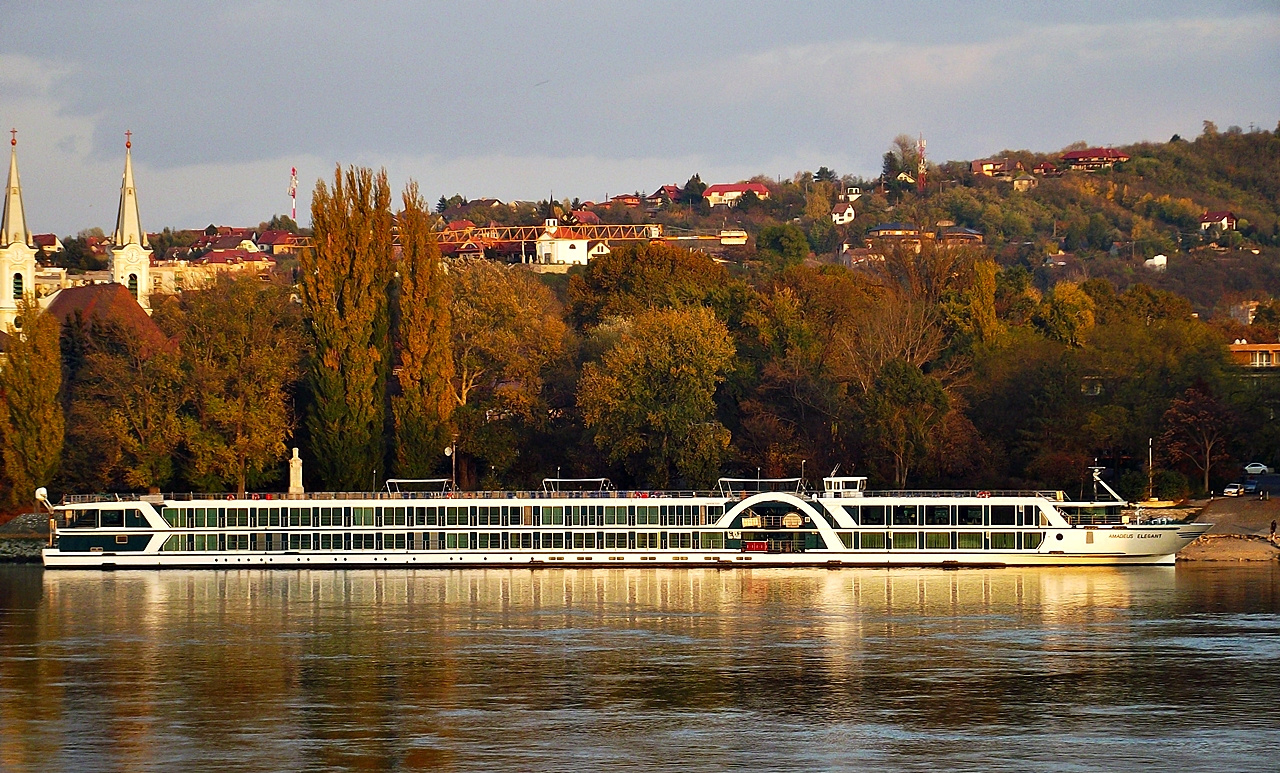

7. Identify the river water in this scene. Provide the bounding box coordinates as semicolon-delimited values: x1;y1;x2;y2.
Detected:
1;565;1278;772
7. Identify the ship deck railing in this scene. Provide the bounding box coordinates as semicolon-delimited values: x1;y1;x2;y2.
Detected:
64;487;1066;506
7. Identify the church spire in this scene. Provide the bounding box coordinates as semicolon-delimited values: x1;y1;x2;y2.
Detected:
1;129;31;250
113;130;147;248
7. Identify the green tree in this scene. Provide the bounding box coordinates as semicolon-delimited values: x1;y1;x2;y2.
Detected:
756;224;809;272
863;359;949;489
0;299;64;506
566;241;729;328
393;182;454;477
579;307;735;488
300;166;394;490
163;277;303;494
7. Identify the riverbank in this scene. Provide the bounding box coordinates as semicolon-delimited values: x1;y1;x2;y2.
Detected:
0;513;46;564
1178;497;1280;561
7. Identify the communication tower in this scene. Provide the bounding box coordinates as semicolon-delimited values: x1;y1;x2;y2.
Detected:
917;134;927;194
289;167;298;221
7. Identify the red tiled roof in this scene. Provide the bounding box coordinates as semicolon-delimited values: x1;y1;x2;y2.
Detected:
45;283;172;353
1201;211;1236;222
256;229;296;246
571;210;601;224
448;219;475;230
704;182;770;196
1061;147;1130;161
195;248;273;265
32;233;60;248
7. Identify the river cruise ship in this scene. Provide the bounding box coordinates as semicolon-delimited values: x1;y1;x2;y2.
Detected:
41;474;1209;569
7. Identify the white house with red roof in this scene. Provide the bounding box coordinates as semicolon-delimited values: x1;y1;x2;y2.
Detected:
831;202;855;225
535;220;590;264
1199;211;1237;231
704;182;770;208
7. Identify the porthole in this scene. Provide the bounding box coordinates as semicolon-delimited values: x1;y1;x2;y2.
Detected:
1056;533;1064;541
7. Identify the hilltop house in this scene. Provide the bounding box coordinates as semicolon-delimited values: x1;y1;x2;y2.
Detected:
970;158;1015;177
703;182;770;208
1061;148;1130;171
1199;211;1237;231
831;202;855;225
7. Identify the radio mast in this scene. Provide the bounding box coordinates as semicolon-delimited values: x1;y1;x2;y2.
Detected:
288;167;298;221
917;134;927;194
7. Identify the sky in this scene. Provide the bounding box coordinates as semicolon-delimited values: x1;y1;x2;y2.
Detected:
1;1;1277;235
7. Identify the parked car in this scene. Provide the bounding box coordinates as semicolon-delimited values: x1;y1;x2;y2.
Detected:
1223;483;1244;496
1244;463;1273;475
1244;479;1260;494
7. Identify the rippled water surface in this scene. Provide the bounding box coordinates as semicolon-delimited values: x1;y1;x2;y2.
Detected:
1;565;1278;772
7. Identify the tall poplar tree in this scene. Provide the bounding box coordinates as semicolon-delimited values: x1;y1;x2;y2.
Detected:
392;182;454;476
301;166;393;490
0;298;64;506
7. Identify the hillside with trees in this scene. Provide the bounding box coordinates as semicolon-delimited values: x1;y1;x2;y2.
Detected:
2;122;1279;510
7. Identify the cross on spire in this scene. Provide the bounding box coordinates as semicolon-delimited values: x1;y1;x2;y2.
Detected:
125;129;132;149
9;129;15;147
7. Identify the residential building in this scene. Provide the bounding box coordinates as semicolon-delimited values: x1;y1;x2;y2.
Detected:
1032;162;1059;176
703;182;770;208
1012;173;1038;192
1061;147;1130;171
1199;211;1237;231
1229;341;1280;369
1143;254;1167;272
970;158;1015;177
831;202;855;225
32;233;63;257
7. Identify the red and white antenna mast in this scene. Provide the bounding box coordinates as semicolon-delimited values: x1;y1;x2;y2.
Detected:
917;134;927;194
288;167;298;221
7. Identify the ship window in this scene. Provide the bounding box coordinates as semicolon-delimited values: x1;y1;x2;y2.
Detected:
841;505;860;524
861;505;886;526
838;532;853;549
957;505;983;526
672;532;691;549
892;532;918;549
701;532;724;549
990;505;1015;526
892;505;919;526
100;510;124;528
543;532;564;549
925;505;951;526
991;532;1017;549
1022;506;1041;526
508;507;522;526
1025;533;1043;549
319;534;332;550
860;532;886;549
958;532;983;550
925;532;950;549
162;508;182;526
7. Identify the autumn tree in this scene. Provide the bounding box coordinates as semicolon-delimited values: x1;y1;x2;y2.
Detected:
0;299;63;506
450;259;566;487
756;224;809;272
160;277;303;494
1034;281;1095;346
300;166;394;489
1160;385;1235;494
393;182;454;477
578;307;735;488
566;241;729;328
62;325;184;492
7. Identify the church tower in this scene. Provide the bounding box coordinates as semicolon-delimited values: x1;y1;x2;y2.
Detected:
0;130;38;331
108;131;152;311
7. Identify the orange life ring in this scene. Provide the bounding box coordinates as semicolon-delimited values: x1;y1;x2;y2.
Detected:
977;491;991;499
251;493;260;501
226;494;234;501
